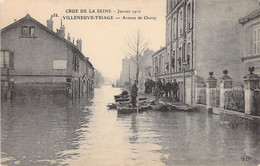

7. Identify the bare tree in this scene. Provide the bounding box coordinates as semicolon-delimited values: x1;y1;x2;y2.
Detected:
126;31;148;83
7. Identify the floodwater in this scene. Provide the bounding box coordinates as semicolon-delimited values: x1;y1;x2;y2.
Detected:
1;86;260;166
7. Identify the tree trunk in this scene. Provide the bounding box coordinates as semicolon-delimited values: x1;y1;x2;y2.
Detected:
136;65;139;83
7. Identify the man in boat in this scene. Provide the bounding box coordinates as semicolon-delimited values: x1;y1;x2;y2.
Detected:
121;90;128;98
144;79;149;94
146;79;151;94
130;80;138;107
147;79;153;94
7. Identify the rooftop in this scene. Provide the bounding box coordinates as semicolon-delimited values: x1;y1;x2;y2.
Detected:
151;47;166;57
1;14;94;69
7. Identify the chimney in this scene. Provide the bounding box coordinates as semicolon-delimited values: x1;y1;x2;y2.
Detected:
67;33;71;42
47;16;53;30
58;19;65;38
76;38;82;52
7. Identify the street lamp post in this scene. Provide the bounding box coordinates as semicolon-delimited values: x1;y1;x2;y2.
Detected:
182;62;187;103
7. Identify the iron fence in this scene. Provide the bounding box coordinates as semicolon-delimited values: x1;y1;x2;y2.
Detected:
224;88;245;112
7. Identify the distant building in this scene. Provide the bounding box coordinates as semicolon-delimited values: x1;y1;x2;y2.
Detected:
120;57;135;86
1;14;94;98
152;47;166;79
162;0;260;104
139;49;154;89
120;48;154;91
240;9;260;77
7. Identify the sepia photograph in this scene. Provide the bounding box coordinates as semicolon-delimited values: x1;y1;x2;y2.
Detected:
1;0;260;165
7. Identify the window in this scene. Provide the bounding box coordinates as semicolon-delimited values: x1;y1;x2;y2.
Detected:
187;3;191;30
167;20;171;44
167;0;171;14
171;0;175;9
155;66;158;76
73;54;80;72
165;62;169;74
179;47;182;71
159;55;162;75
166;23;170;44
187;43;191;69
21;26;28;36
1;50;14;69
29;27;35;36
21;26;35;37
76;57;79;71
171;50;176;72
253;26;260;55
154;57;158;76
169;0;172;12
172;17;176;40
179;10;183;35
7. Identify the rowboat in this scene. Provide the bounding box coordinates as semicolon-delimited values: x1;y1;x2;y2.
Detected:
114;91;129;99
115;98;130;102
106;103;118;109
150;103;172;112
117;104;152;114
115;97;146;102
114;94;129;100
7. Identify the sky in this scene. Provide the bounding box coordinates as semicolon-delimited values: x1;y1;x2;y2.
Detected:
1;0;166;81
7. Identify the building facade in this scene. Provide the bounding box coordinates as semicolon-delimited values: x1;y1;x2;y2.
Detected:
1;14;94;98
240;9;260;78
158;0;260;104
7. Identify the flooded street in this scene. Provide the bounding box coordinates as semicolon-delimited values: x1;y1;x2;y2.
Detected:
1;86;260;166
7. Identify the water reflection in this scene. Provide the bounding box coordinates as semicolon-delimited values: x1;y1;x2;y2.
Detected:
1;95;93;166
1;86;260;166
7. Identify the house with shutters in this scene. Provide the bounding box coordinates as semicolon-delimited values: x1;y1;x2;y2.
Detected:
1;14;94;98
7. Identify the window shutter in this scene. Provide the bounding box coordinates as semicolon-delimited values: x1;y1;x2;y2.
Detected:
9;52;14;69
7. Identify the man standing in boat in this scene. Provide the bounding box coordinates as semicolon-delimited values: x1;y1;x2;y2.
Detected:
144;79;149;94
131;80;138;108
